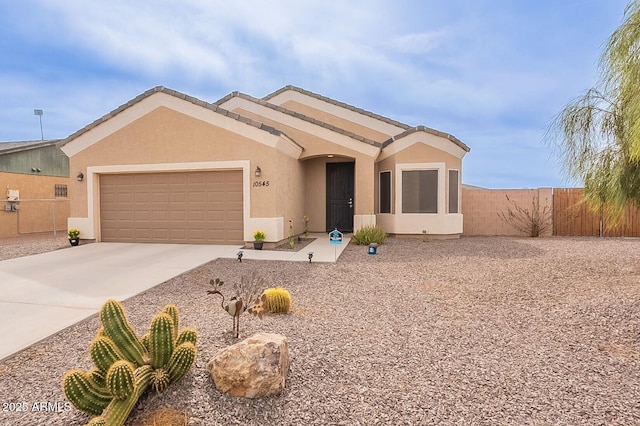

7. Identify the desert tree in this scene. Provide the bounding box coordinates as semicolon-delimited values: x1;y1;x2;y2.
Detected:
549;1;640;225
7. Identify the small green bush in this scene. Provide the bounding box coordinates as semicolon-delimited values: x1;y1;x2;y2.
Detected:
352;226;387;245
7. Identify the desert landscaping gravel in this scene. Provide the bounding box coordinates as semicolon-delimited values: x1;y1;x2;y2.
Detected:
0;235;639;425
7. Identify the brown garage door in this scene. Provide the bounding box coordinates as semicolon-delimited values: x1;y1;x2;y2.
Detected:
100;171;243;244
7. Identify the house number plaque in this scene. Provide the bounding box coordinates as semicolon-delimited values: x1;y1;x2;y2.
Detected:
252;180;270;187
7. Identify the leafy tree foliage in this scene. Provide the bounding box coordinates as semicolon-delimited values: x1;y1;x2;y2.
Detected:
550;1;640;224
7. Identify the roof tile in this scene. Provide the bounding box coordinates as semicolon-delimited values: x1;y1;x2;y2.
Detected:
59;86;283;146
215;92;384;148
262;85;411;130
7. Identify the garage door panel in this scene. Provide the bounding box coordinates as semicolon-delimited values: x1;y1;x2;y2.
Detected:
169;193;186;203
100;171;243;244
134;192;151;203
227;192;243;202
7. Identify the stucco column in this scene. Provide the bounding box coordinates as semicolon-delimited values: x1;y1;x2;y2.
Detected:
354;156;376;230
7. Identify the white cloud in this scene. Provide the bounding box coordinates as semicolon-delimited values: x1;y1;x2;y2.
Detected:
1;0;630;187
384;31;449;55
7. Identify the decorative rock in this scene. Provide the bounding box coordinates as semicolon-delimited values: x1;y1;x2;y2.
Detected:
207;333;289;398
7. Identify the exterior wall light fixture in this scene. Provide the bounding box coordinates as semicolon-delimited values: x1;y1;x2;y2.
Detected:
255;166;261;177
77;172;84;181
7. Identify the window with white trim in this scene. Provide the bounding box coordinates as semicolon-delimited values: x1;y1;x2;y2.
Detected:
402;169;438;213
379;171;391;213
448;169;459;213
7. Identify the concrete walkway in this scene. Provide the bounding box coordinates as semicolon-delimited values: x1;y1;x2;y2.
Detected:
0;234;349;361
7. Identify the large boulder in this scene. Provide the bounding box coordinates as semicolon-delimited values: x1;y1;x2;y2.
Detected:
207;333;289;398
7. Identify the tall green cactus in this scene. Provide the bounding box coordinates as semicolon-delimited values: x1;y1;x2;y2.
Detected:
90;365;153;426
99;299;149;366
62;370;112;416
90;336;124;373
63;299;198;426
166;342;197;383
175;326;198;347
162;304;180;340
149;313;174;369
106;360;135;400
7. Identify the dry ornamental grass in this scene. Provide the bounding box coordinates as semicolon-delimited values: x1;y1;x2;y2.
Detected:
0;235;639;425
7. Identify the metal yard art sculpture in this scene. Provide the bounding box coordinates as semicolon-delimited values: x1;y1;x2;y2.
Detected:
207;274;264;338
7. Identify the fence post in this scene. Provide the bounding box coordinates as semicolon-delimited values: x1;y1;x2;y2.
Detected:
52;200;57;238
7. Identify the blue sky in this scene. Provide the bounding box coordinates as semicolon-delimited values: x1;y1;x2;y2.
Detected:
0;0;631;188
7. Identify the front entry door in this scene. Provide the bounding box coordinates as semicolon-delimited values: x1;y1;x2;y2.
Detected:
326;162;354;232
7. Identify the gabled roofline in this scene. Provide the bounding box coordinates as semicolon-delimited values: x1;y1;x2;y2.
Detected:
59;86;286;147
382;125;470;152
0;139;62;155
216;91;384;148
263;85;412;131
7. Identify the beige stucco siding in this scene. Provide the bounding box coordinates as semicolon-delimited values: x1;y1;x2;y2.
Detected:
303;158;327;232
67;105;304;242
391;142;461;169
61;87;468;240
374;142;462;214
278;100;391;142
229;107;377;218
70;107;275;217
267;150;305;237
0;172;70;237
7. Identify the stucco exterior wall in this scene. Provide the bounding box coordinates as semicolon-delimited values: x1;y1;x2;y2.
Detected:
278;100;392;142
70;107;280;217
229;106;378;217
303;158;327;233
462;187;553;236
67;105;303;242
373;139;464;236
60;87;470;241
272;150;305;238
0;172;70;237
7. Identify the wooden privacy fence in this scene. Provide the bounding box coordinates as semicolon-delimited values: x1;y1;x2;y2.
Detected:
553;188;640;237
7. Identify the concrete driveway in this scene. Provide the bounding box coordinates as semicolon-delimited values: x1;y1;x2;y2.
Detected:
0;242;240;361
0;235;350;361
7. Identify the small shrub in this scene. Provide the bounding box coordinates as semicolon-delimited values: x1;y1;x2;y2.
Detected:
303;215;310;239
497;194;552;237
352;225;387;245
288;220;295;248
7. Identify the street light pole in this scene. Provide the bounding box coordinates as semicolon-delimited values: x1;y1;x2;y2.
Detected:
34;109;43;140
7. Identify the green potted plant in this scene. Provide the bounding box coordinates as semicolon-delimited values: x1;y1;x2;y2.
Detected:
253;230;266;250
68;228;80;246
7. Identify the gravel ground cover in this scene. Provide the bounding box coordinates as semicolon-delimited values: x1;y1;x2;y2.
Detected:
0;235;639;425
0;232;69;261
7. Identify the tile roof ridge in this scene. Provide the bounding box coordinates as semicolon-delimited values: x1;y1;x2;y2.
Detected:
382;125;470;152
219;90;383;148
263;85;411;131
0;139;62;154
59;86;284;146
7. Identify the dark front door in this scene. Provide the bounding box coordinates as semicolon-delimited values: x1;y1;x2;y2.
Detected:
326;162;354;232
